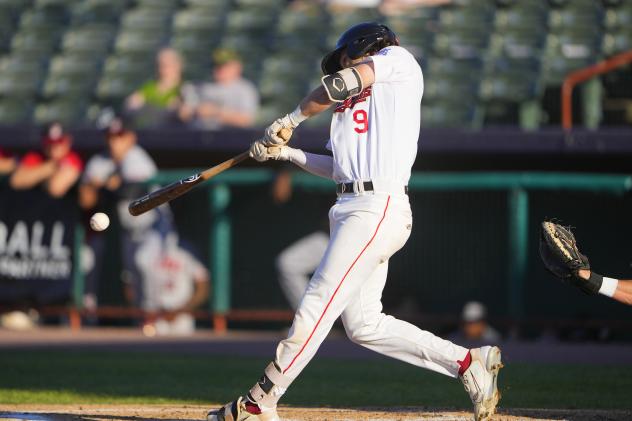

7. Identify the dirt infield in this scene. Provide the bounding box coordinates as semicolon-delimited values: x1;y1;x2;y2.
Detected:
1;405;631;421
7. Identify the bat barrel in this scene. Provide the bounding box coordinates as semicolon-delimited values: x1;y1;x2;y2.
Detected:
128;174;203;216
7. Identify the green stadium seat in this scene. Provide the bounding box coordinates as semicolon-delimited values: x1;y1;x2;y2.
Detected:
61;25;115;57
114;30;166;54
135;0;179;11
602;29;632;55
19;8;69;29
183;0;229;8
170;32;218;57
121;9;172;31
172;9;224;33
10;29;61;58
103;53;153;78
423;76;478;104
433;30;490;59
0;0;33;18
42;72;96;98
35;0;76;7
542;32;602;85
96;74;142;102
235;0;284;9
278;7;327;35
421;100;478;128
604;5;632;30
226;9;276;34
34;99;86;125
439;7;495;32
487;31;546;60
0;72;41;97
0;97;32;124
425;57;483;83
49;54;99;75
70;1;126;26
259;75;306;102
549;9;604;31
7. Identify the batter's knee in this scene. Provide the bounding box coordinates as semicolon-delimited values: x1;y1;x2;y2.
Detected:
343;313;387;344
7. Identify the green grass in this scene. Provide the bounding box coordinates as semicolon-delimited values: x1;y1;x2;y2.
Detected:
0;350;631;409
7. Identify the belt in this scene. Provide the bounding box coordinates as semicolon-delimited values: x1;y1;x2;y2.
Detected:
336;181;409;195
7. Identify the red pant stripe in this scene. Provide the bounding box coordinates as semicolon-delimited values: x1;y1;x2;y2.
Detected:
283;196;391;374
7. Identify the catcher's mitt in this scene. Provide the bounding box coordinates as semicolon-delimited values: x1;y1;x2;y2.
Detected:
539;221;601;294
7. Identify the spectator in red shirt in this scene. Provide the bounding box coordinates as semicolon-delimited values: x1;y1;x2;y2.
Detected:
9;123;83;198
0;147;16;175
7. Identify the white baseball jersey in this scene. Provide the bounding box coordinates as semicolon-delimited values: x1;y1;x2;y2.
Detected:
327;46;423;185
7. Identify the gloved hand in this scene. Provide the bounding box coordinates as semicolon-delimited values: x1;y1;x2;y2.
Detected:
249;140;290;162
262;114;299;146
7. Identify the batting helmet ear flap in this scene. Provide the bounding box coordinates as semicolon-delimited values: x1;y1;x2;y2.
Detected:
321;47;345;75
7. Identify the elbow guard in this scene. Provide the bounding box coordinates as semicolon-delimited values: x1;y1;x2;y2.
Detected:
321;67;364;102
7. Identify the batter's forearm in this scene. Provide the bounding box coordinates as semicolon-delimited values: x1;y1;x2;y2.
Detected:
285;148;333;180
298;86;333;118
613;280;632;306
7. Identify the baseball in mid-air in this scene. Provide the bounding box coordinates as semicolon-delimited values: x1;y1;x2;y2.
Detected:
90;212;110;232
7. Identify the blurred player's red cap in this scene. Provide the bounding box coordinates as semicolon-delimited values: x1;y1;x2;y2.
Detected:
42;122;72;146
105;115;133;139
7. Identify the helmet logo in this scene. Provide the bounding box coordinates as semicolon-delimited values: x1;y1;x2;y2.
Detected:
332;77;345;92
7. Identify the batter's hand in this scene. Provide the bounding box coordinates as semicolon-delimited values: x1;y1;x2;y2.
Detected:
263;115;297;146
249;140;290;162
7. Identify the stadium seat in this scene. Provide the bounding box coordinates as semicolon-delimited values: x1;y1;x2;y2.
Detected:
120;8;172;31
103;53;153;78
433;30;490;59
421;100;479;128
10;29;62;59
604;4;632;29
114;30;166;54
96;74;142;104
19;7;69;29
0;0;33;19
0;97;33;124
60;25;115;57
70;0;126;26
542;31;603;85
173;9;224;33
602;29;632;55
34;99;86;125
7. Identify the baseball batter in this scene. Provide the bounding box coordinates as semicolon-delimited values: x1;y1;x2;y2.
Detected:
208;22;502;421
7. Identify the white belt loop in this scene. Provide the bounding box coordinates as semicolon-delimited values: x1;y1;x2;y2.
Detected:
355;180;364;194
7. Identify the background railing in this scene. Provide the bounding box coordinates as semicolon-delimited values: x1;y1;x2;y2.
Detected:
144;170;631;332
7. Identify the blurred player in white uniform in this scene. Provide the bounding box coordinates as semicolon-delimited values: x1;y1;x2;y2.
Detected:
208;22;502;421
137;232;210;336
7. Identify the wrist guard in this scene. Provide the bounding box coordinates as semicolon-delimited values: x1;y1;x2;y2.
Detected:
571;271;603;295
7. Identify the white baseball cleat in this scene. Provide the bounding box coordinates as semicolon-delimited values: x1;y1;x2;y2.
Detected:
460;346;503;421
207;396;280;421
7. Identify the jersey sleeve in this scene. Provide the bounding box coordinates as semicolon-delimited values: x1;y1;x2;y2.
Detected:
60;151;83;171
369;46;415;84
20;151;44;167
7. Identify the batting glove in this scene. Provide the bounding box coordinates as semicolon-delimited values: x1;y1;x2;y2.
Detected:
263;115;296;146
249;140;290;162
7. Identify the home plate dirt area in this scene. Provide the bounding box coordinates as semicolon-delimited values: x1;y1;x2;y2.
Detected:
1;405;632;421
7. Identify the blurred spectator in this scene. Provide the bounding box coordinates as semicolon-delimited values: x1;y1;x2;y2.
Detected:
449;301;501;344
125;48;184;128
9;123;83;198
179;49;259;130
0;147;16;175
272;169;329;310
137;232;210;336
79;116;174;311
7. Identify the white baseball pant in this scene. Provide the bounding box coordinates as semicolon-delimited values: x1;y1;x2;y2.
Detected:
274;191;469;384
